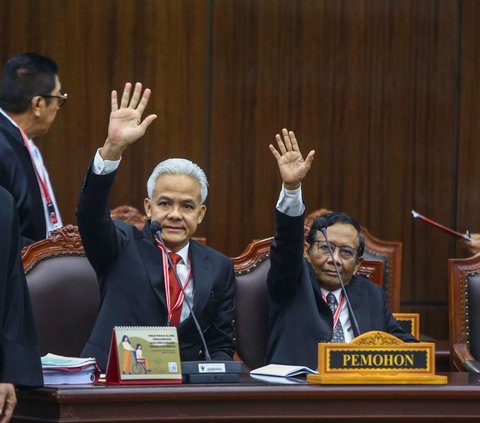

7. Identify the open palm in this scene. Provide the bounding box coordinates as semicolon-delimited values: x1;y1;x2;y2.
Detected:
269;128;315;189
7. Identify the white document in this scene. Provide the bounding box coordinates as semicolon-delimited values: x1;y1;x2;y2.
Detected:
250;364;318;378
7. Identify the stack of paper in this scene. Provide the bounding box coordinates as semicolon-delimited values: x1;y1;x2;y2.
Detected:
250;364;318;384
41;353;100;385
251;364;318;377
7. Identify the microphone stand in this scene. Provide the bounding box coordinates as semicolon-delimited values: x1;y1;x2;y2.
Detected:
320;227;361;338
151;222;240;383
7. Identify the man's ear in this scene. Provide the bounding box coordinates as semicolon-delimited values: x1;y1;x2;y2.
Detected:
304;241;311;262
197;204;207;224
144;198;152;218
353;256;364;274
31;96;43;117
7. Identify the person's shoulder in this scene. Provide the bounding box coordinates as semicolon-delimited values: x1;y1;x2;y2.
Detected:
350;274;382;291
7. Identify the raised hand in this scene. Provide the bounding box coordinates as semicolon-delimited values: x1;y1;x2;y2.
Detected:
101;82;157;160
269;128;315;190
465;233;480;256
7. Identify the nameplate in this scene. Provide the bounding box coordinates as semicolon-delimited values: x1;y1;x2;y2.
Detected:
307;331;447;384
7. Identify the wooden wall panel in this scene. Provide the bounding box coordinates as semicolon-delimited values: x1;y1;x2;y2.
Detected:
1;0;477;341
209;0;459;339
0;0;209;234
458;1;480;246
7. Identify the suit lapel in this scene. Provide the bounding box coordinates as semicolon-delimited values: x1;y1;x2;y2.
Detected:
189;240;213;315
345;277;370;336
138;225;168;309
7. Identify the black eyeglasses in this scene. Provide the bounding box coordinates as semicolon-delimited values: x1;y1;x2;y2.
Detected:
38;92;68;108
313;241;358;261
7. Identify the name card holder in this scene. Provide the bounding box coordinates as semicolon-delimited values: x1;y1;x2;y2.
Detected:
307;331;447;385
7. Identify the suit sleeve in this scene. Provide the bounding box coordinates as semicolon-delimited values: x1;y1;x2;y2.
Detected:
267;209;306;303
76;164;127;277
0;188;43;387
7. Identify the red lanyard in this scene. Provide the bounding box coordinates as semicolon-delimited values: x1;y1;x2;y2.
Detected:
19;127;58;224
323;292;345;331
155;239;192;324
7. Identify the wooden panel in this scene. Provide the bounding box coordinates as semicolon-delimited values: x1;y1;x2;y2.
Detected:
1;0;477;342
457;0;480;247
0;0;209;234
209;1;459;340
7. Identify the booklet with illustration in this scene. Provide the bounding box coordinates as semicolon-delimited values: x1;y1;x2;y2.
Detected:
105;326;182;385
250;364;318;378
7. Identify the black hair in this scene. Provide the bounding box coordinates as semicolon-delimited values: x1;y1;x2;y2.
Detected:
0;53;58;113
306;211;365;257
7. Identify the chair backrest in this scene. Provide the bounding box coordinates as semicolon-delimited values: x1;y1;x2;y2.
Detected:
21;225;99;357
305;208;403;312
110;204;147;230
232;237;385;370
448;254;480;371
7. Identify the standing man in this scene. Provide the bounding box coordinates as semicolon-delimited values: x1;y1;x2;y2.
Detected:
77;82;235;371
266;129;416;369
0;53;66;246
0;186;43;423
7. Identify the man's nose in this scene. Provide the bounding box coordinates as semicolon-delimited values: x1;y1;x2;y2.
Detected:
328;247;343;263
167;206;182;219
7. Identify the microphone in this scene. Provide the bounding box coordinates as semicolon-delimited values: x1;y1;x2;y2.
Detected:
150;221;241;383
318;222;361;339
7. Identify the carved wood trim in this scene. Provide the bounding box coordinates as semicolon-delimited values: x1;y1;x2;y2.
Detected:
21;225;85;273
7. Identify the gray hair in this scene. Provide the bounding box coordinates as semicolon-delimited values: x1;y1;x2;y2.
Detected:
146;158;209;204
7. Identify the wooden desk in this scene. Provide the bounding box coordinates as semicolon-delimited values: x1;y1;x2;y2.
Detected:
13;372;480;423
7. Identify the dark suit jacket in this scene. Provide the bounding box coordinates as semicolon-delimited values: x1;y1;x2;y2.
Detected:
265;209;417;370
77;167;235;371
0;186;43;387
0;113;46;246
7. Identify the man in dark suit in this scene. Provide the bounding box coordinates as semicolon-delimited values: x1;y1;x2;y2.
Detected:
0;53;65;247
0;186;43;422
265;128;416;369
77;82;235;371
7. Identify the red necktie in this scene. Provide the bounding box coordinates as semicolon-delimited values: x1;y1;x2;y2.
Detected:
168;252;182;326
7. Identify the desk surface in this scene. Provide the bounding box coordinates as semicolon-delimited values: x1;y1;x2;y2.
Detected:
13;372;480;423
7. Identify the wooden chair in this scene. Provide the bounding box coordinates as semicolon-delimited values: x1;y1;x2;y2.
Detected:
110;204;207;244
305;208;402;312
21;225;99;357
232;237;388;370
448;254;480;372
110;204;147;230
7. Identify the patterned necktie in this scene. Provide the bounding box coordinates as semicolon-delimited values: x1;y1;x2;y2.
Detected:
168;252;182;326
326;292;345;343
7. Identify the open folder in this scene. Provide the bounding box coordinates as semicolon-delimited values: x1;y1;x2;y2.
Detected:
250;364;318;378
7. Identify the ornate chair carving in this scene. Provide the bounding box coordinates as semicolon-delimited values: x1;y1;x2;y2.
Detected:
21;225;99;357
448;254;480;372
305;208;402;312
110;204;146;230
232;237;387;370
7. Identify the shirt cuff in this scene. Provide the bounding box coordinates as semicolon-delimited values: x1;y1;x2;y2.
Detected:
92;148;121;175
276;184;305;217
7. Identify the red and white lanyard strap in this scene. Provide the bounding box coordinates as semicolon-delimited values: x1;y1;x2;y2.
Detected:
323;292;345;331
19;127;58;224
155;239;192;324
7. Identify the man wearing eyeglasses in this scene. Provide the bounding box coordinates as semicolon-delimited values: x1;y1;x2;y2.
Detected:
0;53;66;246
265;128;416;369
